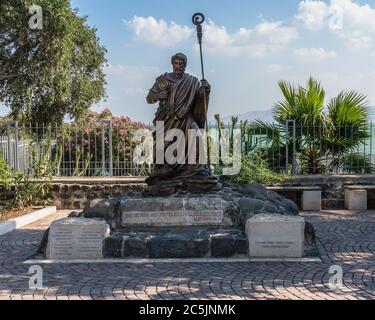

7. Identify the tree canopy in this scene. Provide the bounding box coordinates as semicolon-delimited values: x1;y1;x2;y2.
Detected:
0;0;107;124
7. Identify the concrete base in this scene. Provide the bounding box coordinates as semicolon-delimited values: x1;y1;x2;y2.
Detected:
246;214;305;258
302;191;322;211
345;189;367;210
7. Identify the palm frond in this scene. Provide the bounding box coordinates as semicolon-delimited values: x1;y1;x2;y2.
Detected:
328;91;369;126
274;77;326;126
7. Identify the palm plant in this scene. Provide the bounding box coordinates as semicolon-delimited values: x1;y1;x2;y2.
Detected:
325;91;371;173
253;77;373;174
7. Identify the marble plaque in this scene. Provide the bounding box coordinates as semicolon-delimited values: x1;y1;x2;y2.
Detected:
246;213;305;258
121;210;224;227
46;218;110;260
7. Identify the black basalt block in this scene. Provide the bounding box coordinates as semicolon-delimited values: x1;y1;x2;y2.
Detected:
236;238;249;255
210;235;237;257
124;237;148;258
104;236;123;258
148;234;209;259
210;231;248;257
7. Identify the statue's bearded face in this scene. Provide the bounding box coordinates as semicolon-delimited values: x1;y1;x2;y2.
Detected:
172;58;186;77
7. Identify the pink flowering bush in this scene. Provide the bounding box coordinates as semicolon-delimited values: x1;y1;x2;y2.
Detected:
56;108;149;176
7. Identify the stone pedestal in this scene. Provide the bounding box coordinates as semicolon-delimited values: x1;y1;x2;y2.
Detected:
345;189;367;210
302;190;322;211
246;213;305;258
46;218;110;260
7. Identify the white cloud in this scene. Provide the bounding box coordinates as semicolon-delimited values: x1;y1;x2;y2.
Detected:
264;64;293;74
345;36;373;49
124;16;298;58
297;0;375;49
124;16;193;47
294;48;337;61
105;64;160;80
331;0;375;49
203;19;298;58
255;21;298;45
296;0;329;30
102;64;161;122
125;88;148;97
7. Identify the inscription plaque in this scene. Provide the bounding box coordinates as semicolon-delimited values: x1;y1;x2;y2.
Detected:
121;210;224;227
246;213;305;258
47;218;110;260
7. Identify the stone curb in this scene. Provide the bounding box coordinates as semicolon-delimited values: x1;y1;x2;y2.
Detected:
0;207;57;236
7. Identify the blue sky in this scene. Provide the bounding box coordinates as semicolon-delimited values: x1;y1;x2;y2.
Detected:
3;0;375;122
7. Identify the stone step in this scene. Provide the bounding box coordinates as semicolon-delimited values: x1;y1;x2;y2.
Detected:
104;228;248;259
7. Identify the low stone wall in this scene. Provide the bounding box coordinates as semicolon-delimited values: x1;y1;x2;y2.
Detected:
52;175;375;210
51;183;147;210
3;175;375;210
1;178;147;210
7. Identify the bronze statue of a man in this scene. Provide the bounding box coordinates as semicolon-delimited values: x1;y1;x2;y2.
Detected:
146;53;221;194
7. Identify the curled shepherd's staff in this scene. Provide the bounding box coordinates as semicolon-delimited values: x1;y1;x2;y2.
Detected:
192;13;206;80
192;12;211;172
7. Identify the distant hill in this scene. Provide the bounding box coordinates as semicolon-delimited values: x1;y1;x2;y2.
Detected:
221;109;274;124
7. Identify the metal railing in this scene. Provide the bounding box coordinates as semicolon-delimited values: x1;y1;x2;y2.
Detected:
0;121;152;177
1;121;375;177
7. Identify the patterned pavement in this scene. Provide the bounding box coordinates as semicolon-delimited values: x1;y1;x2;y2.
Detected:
0;210;374;300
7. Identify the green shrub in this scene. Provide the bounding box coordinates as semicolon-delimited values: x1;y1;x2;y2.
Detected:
12;172;52;209
11;140;53;209
0;148;52;210
216;153;291;186
0;156;12;189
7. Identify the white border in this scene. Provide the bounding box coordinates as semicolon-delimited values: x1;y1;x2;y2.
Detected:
23;257;322;264
0;207;56;236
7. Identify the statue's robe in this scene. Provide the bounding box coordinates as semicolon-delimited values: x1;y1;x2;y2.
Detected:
147;72;210;182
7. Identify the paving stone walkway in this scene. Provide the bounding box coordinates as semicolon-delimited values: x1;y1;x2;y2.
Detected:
0;210;374;300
